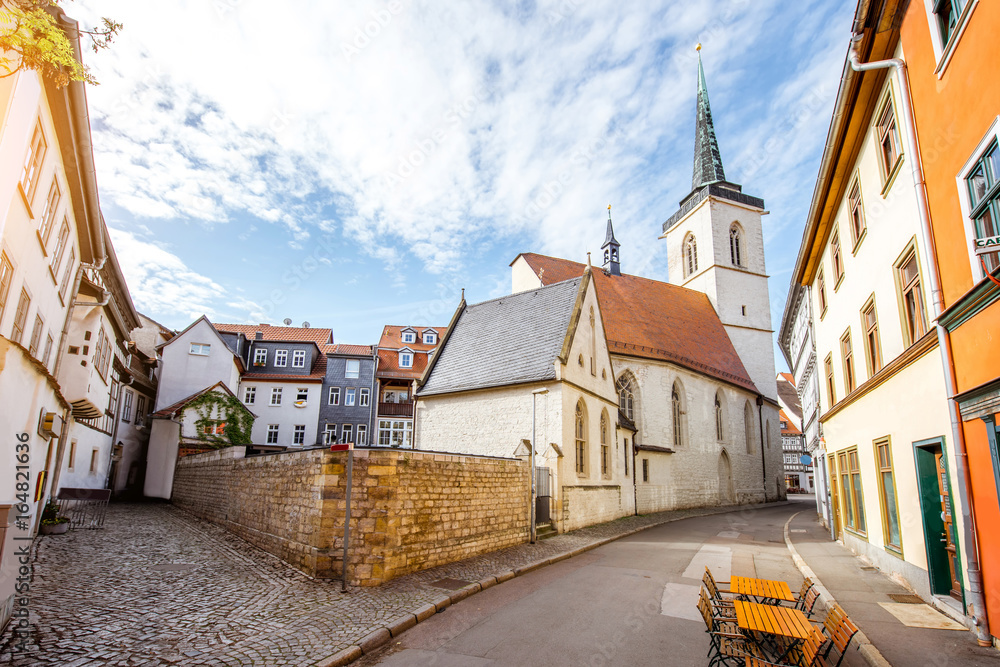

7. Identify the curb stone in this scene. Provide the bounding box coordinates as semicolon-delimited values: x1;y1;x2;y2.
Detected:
357;628;391;655
386;614;417;638
316;645;362;667
782;511;894;667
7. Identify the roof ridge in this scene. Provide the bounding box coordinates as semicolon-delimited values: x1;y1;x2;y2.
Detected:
466;276;582;309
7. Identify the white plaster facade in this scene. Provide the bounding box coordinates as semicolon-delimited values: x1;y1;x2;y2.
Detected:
241;380;321;447
154;317;241;410
805;68;963;601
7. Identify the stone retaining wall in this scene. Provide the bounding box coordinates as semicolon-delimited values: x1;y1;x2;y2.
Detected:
172;447;530;586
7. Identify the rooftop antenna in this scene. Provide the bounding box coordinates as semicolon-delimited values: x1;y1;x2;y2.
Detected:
302;321;310;328
283;318;292;326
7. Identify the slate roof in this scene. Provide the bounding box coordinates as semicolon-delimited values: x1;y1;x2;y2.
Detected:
213;322;333;344
515;254;758;394
322;344;373;356
419;278;582;397
241;352;327;383
776;373;802;422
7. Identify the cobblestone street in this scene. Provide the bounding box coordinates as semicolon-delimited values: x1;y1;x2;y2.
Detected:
0;501;778;666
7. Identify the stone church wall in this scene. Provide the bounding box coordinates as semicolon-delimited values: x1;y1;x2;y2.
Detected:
172;446;529;586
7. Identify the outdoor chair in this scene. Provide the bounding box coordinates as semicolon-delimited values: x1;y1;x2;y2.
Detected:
698;589;767;666
704;568;737;606
818;611;859;667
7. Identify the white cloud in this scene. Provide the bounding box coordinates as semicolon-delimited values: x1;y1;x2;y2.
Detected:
77;0;849;284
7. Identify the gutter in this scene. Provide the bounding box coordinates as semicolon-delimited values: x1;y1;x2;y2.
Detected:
848;36;991;647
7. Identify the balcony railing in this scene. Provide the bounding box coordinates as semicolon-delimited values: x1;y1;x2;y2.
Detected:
378;401;413;417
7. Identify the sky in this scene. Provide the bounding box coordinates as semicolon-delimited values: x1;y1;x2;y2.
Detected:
71;0;856;370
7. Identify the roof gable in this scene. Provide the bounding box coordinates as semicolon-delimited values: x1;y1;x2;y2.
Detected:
419;277;583;396
518;253;758;393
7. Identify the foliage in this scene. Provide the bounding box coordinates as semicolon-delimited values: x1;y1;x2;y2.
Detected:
0;1;122;86
40;498;68;524
187;390;255;448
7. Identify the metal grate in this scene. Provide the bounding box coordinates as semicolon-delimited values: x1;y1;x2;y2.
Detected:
56;487;110;529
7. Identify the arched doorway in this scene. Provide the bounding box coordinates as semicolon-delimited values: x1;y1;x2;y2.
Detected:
718;450;735;505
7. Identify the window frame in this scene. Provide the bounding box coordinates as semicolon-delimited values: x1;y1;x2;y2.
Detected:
744;401;755;454
37;179;60;250
894;240;929;347
244;387;256;404
423;332;436;345
274;349;288;367
671;383;684;448
684;234;698;277
11;287;31;344
616;374;635;421
266;424;279;444
642;458;649;483
296;388;308;402
848;178;867;252
20;120;47;204
838;447;867;536
923;0;977;74
329;387;341;405
28;314;43;358
345;387;356;406
875;437;903;554
189;343;211;356
357;424;368;446
270;387;282;406
292;350;306;368
715;391;725;442
254;348;267;365
342;424;353;444
840;328;856;395
957;118;1000;280
875;92;904;188
575;401;587;476
816;268;828;318
345;359;360;378
401;331;416;344
324;424;337;444
0;251;13;323
399;351;413;368
861;296;883;378
359;388;370;407
824;353;836;408
293;424;306;445
600;411;610;478
49;218;70;279
830;229;845;289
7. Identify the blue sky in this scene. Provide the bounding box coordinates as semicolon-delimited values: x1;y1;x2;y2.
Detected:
74;0;855;369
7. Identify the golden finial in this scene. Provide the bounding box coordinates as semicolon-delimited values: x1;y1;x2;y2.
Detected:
608;204;612;211
696;43;702;52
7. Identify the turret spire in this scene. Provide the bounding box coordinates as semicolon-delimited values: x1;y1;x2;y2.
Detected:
691;45;727;192
601;204;621;276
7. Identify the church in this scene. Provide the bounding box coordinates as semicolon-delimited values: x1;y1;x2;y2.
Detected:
414;52;784;534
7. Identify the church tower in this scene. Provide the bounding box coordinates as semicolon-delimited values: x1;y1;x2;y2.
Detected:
661;47;776;401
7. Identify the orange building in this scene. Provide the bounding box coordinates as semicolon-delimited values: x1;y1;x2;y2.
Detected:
900;0;1000;646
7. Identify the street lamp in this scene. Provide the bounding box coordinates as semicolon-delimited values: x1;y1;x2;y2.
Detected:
530;388;549;544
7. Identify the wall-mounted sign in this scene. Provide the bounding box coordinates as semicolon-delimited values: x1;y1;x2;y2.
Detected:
974;235;1000;255
800;454;813;466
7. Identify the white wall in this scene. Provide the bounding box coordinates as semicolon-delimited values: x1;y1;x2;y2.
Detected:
144;419;180;500
156;319;240;410
241;380;321;447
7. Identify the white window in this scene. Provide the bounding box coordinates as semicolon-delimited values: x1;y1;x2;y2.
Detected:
423;332;436;344
254;348;267;365
296;388;308;402
346;388;356;406
244;387;256;404
38;180;60;248
959;119;1000;278
357;424;368;446
378;420;412;447
274;349;288;367
190;343;211;356
270;387;282;405
402;331;415;343
399;352;413;368
292;350;306;368
324;424;337;444
293;425;305;445
21;120;46;202
345;359;360;378
267;424;279;444
684;234;698;277
342;424;353;443
122;389;133;422
359;388;370;407
329;387;340;405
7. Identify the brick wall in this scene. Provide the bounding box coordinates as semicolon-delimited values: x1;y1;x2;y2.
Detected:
172;447;529;586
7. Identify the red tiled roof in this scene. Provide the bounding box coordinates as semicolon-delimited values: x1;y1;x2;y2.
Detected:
377;347;430;380
322;343;373;356
378;325;447;352
779;409;802;435
779;372;795;385
518;253;758;393
213;322;333;344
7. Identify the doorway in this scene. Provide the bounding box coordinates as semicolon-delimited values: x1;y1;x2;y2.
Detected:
828;454;842;540
718;450;734;504
914;438;964;602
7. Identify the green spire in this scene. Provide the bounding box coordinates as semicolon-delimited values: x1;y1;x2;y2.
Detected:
692;48;727;191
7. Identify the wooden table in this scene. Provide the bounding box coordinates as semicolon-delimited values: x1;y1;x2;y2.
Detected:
734;600;814;662
730;576;796;603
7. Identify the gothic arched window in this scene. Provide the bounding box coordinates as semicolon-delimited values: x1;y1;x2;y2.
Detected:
575;400;588;475
685;235;698;277
617;373;636;422
730;224;743;267
744;401;755;454
672;383;683;448
715;391;724;441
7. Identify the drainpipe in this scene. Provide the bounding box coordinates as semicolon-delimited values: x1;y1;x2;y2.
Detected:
757;395;767;500
367;349;378;446
849;36;991;646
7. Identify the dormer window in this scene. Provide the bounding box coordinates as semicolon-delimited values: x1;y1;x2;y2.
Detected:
423;331;437;345
292;350;306;368
253;348;267;365
401;329;416;344
274;349;288;367
399;351;413;368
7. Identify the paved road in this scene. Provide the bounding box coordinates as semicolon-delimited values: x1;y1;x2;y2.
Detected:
360;498;866;667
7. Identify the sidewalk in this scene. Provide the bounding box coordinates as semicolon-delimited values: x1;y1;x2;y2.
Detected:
785;509;999;667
